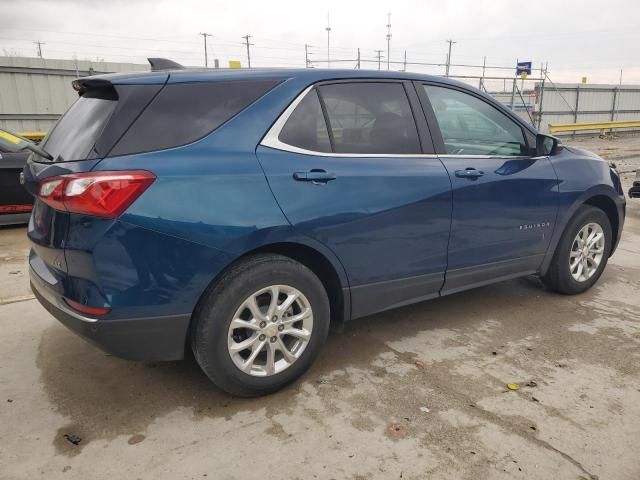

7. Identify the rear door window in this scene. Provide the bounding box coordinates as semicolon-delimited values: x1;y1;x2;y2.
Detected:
318;83;421;154
110;79;281;156
278;89;331;153
41;90;117;162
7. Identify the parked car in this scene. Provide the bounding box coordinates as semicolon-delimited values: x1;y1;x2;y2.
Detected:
630;170;640;198
17;61;625;396
0;144;33;226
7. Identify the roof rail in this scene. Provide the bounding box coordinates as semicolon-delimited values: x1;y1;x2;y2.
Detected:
147;58;185;72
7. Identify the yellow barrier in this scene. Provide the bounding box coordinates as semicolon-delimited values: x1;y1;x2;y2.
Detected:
548;120;640;135
17;132;47;142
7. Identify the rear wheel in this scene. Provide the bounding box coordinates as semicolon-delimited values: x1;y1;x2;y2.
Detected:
542;205;612;295
191;254;330;397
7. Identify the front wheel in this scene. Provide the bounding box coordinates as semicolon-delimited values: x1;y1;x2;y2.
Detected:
542;205;612;295
191;254;330;397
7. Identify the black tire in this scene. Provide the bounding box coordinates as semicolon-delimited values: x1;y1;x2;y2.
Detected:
542;205;612;295
191;254;330;397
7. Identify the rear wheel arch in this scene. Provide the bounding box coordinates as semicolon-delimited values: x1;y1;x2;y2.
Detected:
188;242;349;349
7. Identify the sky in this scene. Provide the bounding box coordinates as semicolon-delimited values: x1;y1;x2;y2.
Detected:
1;0;639;85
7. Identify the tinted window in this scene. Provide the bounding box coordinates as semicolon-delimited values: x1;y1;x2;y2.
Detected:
318;83;421;154
278;89;331;153
110;79;280;156
424;85;527;156
41;90;117;162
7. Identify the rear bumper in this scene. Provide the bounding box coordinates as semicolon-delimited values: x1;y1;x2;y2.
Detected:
30;265;191;362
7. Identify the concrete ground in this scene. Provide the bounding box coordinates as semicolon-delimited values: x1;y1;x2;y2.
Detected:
1;136;639;480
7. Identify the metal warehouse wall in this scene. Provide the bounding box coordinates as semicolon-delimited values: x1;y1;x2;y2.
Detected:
0;56;148;132
536;83;640;134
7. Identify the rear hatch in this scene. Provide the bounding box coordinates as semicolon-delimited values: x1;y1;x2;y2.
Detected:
24;75;167;302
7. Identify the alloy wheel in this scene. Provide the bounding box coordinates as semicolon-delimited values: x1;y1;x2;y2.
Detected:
569;222;606;282
227;285;314;377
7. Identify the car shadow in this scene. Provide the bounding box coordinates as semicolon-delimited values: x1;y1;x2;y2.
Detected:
37;275;546;455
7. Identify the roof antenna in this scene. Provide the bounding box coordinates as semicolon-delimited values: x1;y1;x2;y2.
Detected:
147;58;185;72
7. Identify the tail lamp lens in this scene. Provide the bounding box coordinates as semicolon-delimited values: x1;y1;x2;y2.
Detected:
38;171;156;218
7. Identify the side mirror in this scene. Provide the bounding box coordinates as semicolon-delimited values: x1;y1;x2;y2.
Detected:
0;128;52;160
536;134;559;156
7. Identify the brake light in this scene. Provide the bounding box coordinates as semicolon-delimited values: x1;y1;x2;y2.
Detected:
38;171;156;218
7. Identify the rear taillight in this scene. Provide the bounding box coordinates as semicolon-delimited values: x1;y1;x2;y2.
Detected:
38;171;156;218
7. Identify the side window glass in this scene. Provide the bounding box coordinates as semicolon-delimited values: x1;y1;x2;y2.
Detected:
318;83;421;154
424;85;527;156
278;89;331;153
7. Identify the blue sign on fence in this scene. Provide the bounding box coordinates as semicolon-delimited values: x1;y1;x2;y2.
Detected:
516;61;532;76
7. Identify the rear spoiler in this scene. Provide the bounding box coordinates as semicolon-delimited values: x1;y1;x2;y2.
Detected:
71;58;183;94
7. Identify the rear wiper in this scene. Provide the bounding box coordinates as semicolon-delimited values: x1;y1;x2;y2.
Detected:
0;129;53;161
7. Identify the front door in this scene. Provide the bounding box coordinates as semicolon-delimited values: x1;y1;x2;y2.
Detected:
258;80;452;319
417;83;559;294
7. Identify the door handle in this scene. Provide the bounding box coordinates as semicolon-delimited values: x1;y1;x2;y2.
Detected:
293;170;337;183
455;168;485;179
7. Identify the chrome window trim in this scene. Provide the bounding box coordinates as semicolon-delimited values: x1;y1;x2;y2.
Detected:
260;85;432;158
260;85;542;161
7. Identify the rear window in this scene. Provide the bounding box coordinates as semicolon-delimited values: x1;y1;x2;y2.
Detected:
42;90;117;162
110;79;280;156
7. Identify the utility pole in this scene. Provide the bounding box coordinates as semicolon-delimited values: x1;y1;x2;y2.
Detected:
34;40;45;58
479;55;486;90
305;44;312;68
325;12;331;68
242;35;253;68
374;49;384;70
445;39;456;77
619;68;623;85
386;12;392;70
402;50;407;72
356;48;360;69
199;32;212;68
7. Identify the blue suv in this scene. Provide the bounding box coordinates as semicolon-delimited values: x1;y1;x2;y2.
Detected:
21;60;625;396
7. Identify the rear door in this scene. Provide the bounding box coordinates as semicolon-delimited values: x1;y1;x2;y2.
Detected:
416;82;559;293
257;80;452;319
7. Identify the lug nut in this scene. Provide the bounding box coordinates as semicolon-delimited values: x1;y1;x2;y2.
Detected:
270;336;277;343
278;324;284;331
259;321;266;328
259;334;266;341
272;315;278;322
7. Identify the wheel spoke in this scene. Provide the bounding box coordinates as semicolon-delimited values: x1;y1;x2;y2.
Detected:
230;334;258;353
582;258;590;277
265;342;276;375
277;292;299;314
574;261;584;278
276;337;297;363
281;327;311;341
282;307;312;325
230;318;260;331
266;286;280;320
242;340;266;372
247;296;266;322
588;232;602;247
570;250;581;258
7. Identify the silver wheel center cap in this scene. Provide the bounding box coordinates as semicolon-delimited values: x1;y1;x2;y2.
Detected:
263;324;279;337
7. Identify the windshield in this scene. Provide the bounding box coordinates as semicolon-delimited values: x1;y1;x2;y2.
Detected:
41;91;117;162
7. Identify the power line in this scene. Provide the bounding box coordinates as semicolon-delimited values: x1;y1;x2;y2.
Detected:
242;34;253;68
199;32;212;68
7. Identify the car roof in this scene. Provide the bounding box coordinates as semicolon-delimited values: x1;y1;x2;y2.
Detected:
88;67;471;88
